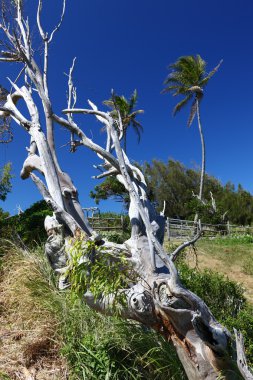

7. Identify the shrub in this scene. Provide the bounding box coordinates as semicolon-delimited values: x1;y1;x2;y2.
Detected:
212;234;253;245
102;231;130;244
0;200;52;247
178;261;253;366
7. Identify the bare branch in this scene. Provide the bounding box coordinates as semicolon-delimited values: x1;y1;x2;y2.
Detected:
92;168;119;179
20;153;43;179
16;0;30;59
0;56;19;61
63;107;111;123
37;0;66;43
10;65;26;93
0;89;30;127
53;113;121;171
48;0;66;43
161;200;166;216
65;57;77;150
37;0;46;40
30;173;82;236
171;220;202;261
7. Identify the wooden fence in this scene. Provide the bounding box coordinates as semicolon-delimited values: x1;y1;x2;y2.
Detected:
166;218;253;240
87;215;253;238
87;216;124;231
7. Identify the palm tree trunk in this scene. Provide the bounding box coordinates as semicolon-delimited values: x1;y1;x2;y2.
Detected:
197;99;206;201
194;98;206;225
196;98;205;201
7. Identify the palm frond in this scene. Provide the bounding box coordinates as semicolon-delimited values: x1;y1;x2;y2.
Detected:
129;89;138;111
103;90;144;148
131;120;143;143
173;94;192;116
103;99;114;109
199;59;223;87
187;98;197;127
163;54;221;123
129;110;144;116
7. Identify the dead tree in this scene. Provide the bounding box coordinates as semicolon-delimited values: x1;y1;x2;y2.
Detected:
0;1;252;379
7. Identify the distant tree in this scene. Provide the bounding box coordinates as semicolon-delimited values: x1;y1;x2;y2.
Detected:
91;159;253;225
0;162;12;201
103;90;144;152
162;55;222;204
90;176;130;208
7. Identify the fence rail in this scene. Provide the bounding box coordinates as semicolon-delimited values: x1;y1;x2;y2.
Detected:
166;218;253;240
87;215;253;238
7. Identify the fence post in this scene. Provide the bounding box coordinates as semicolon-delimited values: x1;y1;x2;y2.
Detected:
167;218;170;241
227;220;230;235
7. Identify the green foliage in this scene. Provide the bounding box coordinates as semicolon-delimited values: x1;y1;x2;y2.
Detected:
90;158;253;225
0;200;52;246
102;231;130;244
103;90;144;152
0;162;12;201
144;159;253;225
90;176;129;206
162;55;221;124
0;207;9;220
213;234;253;245
68;239;132;308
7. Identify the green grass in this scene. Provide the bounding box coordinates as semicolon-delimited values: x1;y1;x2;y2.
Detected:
196;236;253;275
61;298;186;379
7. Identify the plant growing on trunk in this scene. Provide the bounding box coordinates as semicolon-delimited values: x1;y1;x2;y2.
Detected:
0;2;251;379
162;55;222;204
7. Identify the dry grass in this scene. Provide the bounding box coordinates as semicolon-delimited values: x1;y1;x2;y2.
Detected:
0;244;68;380
181;238;253;304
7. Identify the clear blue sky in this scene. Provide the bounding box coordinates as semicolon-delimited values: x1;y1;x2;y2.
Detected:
1;0;253;215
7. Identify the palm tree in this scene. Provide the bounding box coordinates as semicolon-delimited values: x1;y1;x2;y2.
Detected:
103;90;144;153
162;55;222;203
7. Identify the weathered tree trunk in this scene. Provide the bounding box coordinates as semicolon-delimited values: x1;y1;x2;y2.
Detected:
0;2;252;379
